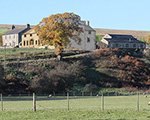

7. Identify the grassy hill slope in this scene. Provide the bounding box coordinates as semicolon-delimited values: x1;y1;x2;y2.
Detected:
0;48;150;94
0;29;9;34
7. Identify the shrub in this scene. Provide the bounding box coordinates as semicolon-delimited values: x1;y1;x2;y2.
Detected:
31;61;85;93
0;65;5;92
83;83;98;92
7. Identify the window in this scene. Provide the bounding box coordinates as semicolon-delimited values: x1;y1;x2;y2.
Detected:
116;44;118;48
35;40;37;45
24;41;25;46
13;35;15;39
9;42;11;46
13;42;15;46
30;34;32;37
111;44;113;48
27;41;28;46
30;39;34;45
5;36;7;39
140;44;143;48
87;38;90;42
9;35;11;39
133;44;136;48
89;31;91;34
126;44;129;48
24;34;26;37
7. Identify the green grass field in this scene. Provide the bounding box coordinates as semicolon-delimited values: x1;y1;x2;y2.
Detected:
1;94;150;119
0;29;9;34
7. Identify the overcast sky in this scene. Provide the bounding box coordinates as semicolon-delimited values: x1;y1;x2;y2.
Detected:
0;0;150;31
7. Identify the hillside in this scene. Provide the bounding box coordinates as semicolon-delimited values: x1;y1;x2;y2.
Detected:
0;24;149;38
94;28;150;38
0;24;35;30
0;29;9;34
0;48;150;94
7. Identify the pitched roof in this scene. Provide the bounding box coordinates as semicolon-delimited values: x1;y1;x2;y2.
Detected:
104;34;144;43
4;28;27;35
85;25;95;31
108;34;135;39
23;28;36;35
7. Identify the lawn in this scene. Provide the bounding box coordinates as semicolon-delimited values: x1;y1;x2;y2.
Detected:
0;29;9;34
1;94;150;119
1;110;150;120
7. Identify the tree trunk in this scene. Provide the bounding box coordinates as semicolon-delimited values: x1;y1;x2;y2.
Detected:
56;45;63;60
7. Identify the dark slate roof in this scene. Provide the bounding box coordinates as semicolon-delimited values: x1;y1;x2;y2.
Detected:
4;28;27;35
105;34;145;43
108;34;135;39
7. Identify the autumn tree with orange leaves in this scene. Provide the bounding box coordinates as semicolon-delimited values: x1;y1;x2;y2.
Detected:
35;12;83;57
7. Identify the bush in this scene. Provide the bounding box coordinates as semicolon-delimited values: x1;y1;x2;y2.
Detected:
31;61;85;93
83;83;98;92
0;65;5;92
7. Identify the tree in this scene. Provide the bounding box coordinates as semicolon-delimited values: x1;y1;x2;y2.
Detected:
0;34;2;46
0;65;5;92
35;12;83;56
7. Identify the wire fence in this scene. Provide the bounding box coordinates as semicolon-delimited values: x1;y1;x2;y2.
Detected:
1;92;150;112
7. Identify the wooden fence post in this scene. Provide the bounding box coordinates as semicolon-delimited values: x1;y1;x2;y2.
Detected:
67;92;69;112
82;92;84;96
90;92;92;96
102;93;104;111
53;92;55;98
33;93;36;112
1;93;3;111
137;91;139;112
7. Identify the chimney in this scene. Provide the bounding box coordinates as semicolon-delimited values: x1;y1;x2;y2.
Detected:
87;21;89;26
26;24;30;28
12;25;15;30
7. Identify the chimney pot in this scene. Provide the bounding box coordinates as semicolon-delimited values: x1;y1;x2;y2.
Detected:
87;21;89;26
12;25;15;30
27;24;30;28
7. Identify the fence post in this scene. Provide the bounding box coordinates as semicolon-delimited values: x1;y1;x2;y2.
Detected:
82;92;84;96
53;92;55;98
33;93;36;112
102;93;104;111
137;91;139;112
90;92;92;96
1;93;3;111
67;92;69;112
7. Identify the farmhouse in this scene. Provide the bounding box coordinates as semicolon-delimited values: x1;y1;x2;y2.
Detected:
20;28;55;49
69;21;96;50
2;24;31;47
98;34;146;49
20;21;96;50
